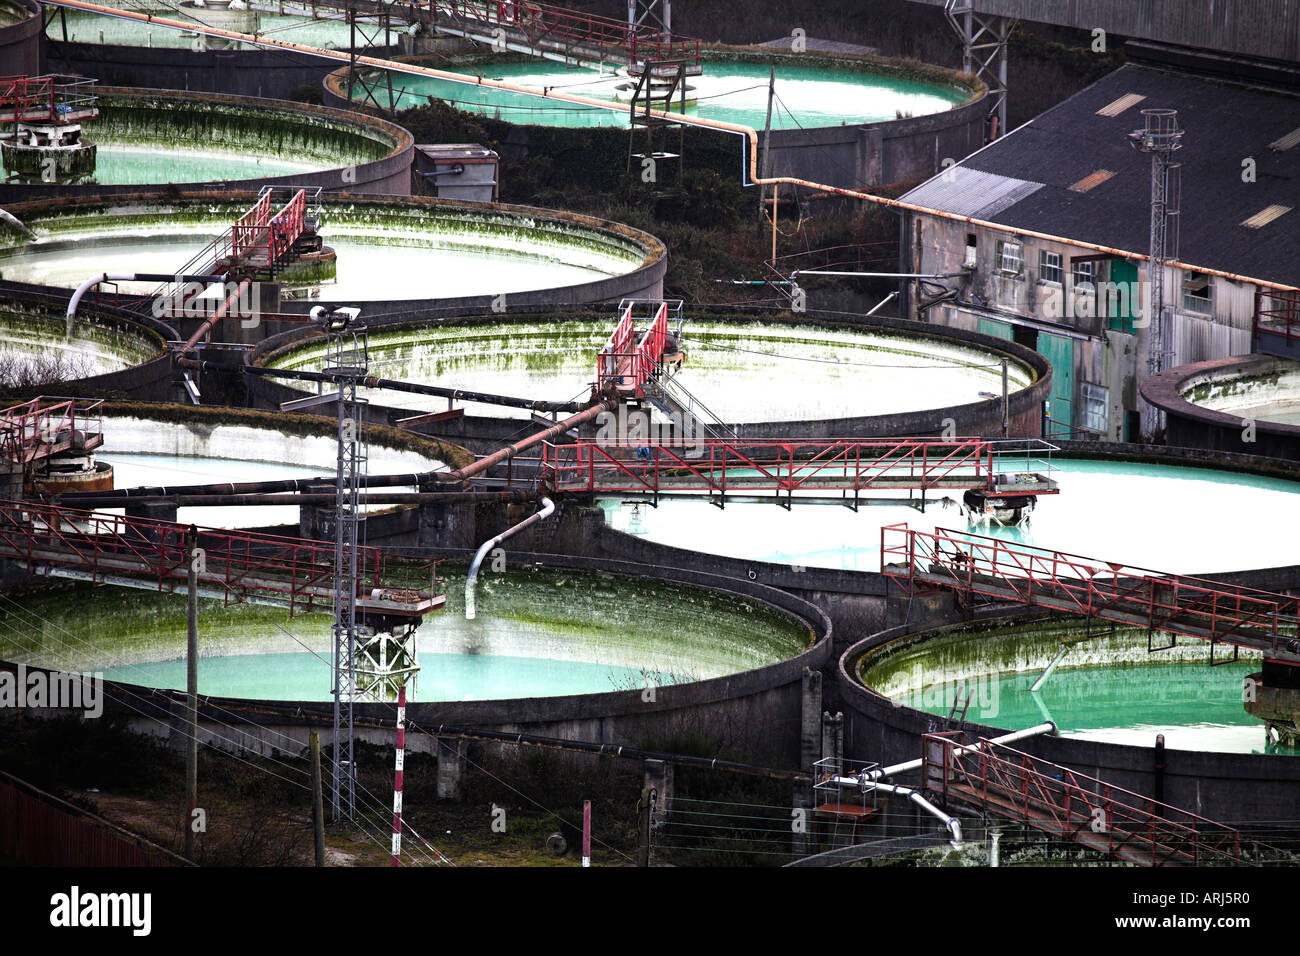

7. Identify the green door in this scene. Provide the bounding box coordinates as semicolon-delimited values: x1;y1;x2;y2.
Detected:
977;318;1013;341
1108;259;1138;334
1039;331;1075;432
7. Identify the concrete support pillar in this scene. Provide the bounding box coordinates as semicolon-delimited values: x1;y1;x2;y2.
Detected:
821;711;843;778
299;503;333;542
418;500;476;550
125;501;178;525
791;774;813;858
800;667;822;775
435;736;466;801
641;758;672;832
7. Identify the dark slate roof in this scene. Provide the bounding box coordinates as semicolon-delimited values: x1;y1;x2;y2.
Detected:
901;63;1300;288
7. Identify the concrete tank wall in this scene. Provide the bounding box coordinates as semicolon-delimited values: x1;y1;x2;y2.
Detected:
0;89;414;201
837;610;1300;829
1142;355;1300;461
0;0;41;76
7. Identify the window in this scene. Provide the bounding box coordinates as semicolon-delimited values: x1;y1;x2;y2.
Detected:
1071;259;1096;292
1081;383;1109;434
1182;272;1213;315
996;240;1023;275
1039;250;1063;285
963;234;977;269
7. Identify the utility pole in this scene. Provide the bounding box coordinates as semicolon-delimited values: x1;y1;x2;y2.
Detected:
310;731;326;866
185;526;199;861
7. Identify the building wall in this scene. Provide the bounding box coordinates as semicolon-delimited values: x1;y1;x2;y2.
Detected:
908;213;1262;441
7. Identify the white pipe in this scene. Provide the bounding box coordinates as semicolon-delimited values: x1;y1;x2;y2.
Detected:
66;273;135;335
465;497;554;620
1029;646;1069;693
866;782;963;848
835;721;1057;786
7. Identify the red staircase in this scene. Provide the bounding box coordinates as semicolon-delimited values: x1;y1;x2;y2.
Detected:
596;301;670;397
922;733;1244;866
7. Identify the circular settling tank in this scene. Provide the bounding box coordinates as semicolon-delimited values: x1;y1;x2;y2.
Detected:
334;53;969;129
46;3;365;52
4;567;811;702
261;315;1032;422
857;617;1295;756
0;89;408;189
1178;357;1300;426
599;456;1300;575
91;407;450;529
0;195;658;304
0;295;164;386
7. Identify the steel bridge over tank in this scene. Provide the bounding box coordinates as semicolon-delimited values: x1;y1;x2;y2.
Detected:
540;437;1060;507
881;523;1300;665
265;0;701;74
0;498;444;621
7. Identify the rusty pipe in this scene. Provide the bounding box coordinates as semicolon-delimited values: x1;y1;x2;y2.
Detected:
50;1;1296;293
438;399;613;484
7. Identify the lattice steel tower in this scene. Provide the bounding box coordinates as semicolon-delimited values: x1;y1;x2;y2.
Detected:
1128;109;1183;440
319;307;368;822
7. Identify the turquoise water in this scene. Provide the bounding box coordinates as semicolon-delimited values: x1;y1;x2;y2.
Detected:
896;658;1295;756
353;60;967;129
103;650;680;701
602;457;1300;575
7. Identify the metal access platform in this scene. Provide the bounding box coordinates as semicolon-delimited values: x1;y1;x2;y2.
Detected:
1253;289;1300;361
0;75;98;128
0;498;444;619
881;524;1300;664
922;733;1244;866
0;398;103;469
541;437;1060;507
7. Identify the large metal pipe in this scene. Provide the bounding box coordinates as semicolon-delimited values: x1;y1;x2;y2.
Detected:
182;358;587;412
47;0;1300;293
50;490;537;508
867;782;963;848
863;721;1058;782
439;400;613;484
180;277;251;356
65;271;226;334
465;496;555;620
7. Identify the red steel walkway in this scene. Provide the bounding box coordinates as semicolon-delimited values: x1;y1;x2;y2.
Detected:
420;0;701;73
0;399;103;470
0;499;443;619
542;437;1059;504
922;733;1245;866
881;524;1300;664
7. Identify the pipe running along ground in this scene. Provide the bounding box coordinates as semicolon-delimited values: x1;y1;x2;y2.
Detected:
45;0;1300;293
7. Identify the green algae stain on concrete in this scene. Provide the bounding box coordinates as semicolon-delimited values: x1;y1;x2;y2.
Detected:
4;571;810;702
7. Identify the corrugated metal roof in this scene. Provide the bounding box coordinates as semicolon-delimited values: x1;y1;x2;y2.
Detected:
901;167;1045;220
